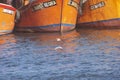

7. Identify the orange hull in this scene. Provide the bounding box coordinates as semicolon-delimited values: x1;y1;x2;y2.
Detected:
77;0;120;29
0;3;16;35
15;0;79;32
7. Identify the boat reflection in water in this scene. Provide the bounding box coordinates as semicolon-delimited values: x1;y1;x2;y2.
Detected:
0;29;120;80
76;29;120;54
0;30;80;55
1;29;120;54
14;30;80;53
77;29;120;42
0;34;17;56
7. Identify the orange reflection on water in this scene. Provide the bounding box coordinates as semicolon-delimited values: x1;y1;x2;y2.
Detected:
28;30;80;53
0;34;17;56
14;30;80;53
77;29;120;54
0;34;16;45
77;29;120;42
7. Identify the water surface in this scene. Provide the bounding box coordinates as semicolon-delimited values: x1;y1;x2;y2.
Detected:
0;29;120;80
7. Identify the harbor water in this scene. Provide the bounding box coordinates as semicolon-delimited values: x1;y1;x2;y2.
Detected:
0;29;120;80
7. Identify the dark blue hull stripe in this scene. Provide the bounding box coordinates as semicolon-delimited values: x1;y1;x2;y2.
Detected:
79;18;120;24
17;23;75;29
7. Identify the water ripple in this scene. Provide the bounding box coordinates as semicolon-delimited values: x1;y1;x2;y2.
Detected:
0;29;120;80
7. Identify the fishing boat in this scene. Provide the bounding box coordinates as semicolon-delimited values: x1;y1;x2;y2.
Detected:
77;0;120;29
15;0;79;32
0;3;16;35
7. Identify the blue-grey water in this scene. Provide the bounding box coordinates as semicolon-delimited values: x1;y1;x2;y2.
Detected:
0;29;120;80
